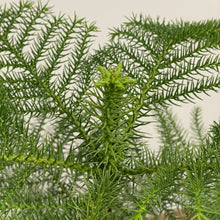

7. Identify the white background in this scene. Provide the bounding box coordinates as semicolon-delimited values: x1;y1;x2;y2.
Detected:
1;0;220;149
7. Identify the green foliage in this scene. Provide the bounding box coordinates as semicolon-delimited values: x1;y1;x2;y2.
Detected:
95;63;136;90
0;0;220;219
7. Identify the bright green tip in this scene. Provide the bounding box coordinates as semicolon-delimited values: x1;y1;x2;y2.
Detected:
95;63;136;91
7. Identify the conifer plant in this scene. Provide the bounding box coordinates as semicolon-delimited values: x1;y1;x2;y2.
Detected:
0;1;220;219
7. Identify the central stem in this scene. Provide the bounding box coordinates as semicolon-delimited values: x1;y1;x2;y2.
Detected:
94;63;136;170
100;88;124;169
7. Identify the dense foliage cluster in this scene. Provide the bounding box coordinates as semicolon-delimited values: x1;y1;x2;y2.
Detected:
0;1;219;219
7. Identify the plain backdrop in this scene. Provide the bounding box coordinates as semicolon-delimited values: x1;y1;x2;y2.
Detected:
1;0;220;149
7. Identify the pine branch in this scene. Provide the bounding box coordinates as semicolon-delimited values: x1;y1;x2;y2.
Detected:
0;1;220;219
95;15;220;110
